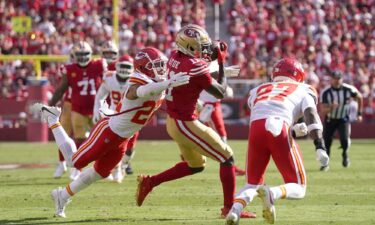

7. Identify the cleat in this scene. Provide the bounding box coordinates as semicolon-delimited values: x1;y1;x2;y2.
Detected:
51;187;71;218
221;207;256;219
69;168;81;181
320;165;330;172
342;153;350;168
136;175;153;206
257;185;276;224
53;161;67;178
234;166;246;176
106;174;114;181
125;164;134;175
31;103;61;123
225;207;241;225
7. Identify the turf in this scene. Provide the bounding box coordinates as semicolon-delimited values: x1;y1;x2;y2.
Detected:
0;139;374;225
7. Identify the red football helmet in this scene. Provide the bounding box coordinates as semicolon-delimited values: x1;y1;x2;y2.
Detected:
116;54;134;79
271;58;305;82
134;47;167;79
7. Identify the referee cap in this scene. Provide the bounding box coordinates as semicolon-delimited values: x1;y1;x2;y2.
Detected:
331;70;343;79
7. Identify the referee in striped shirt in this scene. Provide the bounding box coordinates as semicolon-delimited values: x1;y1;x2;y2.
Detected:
320;71;363;170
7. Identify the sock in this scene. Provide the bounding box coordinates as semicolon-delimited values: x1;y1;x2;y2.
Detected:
271;183;306;200
235;184;259;204
220;164;235;208
58;150;65;161
123;148;135;165
150;161;193;187
232;201;245;213
60;167;102;200
50;124;77;167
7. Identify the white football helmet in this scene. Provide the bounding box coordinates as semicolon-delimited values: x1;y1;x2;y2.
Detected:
116;55;134;79
101;41;119;64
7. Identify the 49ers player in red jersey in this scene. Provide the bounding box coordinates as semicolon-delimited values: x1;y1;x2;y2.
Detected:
226;58;330;225
49;41;107;159
32;47;190;218
136;24;255;219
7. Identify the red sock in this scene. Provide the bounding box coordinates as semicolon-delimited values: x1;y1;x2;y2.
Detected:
151;161;193;187
220;164;235;208
58;149;65;161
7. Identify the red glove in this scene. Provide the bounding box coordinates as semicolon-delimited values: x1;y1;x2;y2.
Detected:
216;40;228;64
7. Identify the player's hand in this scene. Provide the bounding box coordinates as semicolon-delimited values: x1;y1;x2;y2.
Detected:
292;122;308;137
357;115;363;122
316;149;329;167
167;72;190;87
216;41;228;64
92;111;101;124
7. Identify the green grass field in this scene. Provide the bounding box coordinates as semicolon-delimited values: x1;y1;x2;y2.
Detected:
0;139;375;225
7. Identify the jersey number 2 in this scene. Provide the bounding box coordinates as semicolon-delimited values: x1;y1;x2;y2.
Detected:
131;101;157;125
254;83;298;105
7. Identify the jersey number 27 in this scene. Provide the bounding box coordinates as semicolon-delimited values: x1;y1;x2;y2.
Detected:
254;83;298;105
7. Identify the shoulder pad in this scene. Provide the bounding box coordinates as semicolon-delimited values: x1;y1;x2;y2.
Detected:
128;72;151;85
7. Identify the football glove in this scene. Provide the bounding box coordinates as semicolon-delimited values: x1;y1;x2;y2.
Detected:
216;41;228;64
167;72;190;87
292;122;308;137
316;149;329;167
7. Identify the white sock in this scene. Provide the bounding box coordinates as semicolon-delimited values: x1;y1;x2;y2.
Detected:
235;184;260;204
122;150;135;165
60;167;102;200
50;124;77;167
271;183;306;200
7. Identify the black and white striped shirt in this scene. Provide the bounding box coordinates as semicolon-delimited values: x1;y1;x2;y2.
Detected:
320;84;359;120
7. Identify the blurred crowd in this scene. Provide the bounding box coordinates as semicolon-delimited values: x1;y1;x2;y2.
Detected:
0;0;374;120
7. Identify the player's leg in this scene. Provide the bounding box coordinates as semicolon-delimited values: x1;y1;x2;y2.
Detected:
32;103;77;167
136;117;202;206
227;119;270;224
52;120;127;217
122;131;139;175
54;101;72;178
338;122;351;167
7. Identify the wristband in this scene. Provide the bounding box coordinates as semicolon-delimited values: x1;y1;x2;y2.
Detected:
357;111;362;116
313;139;326;150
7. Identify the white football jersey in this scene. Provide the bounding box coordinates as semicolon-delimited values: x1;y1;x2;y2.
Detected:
109;72;164;138
247;81;317;126
101;71;128;110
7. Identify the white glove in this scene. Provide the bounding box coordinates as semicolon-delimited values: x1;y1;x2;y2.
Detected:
167;72;190;87
316;149;329;167
224;65;240;77
92;111;102;124
292;122;308;137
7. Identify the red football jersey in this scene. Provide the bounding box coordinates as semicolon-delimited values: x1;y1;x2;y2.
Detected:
166;50;212;121
66;59;106;115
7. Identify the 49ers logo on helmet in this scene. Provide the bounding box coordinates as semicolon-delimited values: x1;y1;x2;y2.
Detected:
184;28;199;38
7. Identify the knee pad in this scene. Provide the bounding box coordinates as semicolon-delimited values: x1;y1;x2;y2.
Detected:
189;166;204;174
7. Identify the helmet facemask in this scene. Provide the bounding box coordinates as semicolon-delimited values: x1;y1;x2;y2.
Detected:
116;61;134;79
75;51;92;67
103;51;118;64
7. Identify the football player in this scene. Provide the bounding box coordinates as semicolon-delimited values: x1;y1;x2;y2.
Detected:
135;24;255;219
101;40;119;71
225;58;329;225
49;41;106;151
93;54;134;183
32;47;190;218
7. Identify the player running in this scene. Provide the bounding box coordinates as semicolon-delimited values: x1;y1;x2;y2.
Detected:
136;24;255;219
225;58;329;225
32;47;190;218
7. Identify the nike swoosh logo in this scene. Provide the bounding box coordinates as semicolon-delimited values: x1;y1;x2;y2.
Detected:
42;106;57;116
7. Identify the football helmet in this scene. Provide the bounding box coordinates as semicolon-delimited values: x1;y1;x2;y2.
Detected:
101;40;119;64
72;41;92;67
116;54;134;79
134;47;167;80
175;24;212;61
271;58;305;82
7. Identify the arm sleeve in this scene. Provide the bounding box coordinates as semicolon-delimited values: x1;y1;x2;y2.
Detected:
136;80;170;99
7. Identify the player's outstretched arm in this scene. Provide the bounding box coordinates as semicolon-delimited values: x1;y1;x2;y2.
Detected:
49;73;69;106
93;84;109;124
304;107;329;167
126;72;190;100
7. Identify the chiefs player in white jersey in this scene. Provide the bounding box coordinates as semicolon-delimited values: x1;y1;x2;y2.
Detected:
93;54;134;183
31;47;190;218
226;58;330;225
